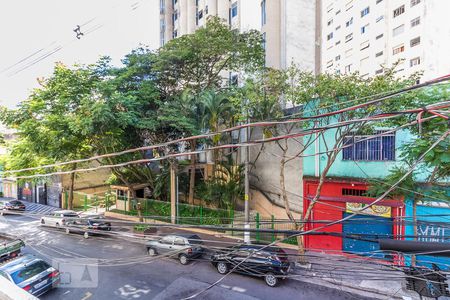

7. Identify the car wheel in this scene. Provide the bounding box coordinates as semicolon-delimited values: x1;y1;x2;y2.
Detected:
148;248;156;256
217;262;228;274
40;219;45;225
65;228;70;234
84;232;89;239
55;223;60;228
265;273;278;287
179;254;188;265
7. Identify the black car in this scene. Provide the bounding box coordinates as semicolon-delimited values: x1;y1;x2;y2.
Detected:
65;215;112;238
0;200;26;212
210;244;290;287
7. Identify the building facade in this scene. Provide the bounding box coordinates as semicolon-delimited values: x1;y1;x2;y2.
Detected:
321;0;450;81
159;0;318;71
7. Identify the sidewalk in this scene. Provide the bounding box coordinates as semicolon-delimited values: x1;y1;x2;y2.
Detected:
289;251;421;300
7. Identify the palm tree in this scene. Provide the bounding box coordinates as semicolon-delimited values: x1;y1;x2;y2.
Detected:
199;90;235;173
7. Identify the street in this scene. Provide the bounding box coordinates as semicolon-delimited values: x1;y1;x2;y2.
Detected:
0;213;370;300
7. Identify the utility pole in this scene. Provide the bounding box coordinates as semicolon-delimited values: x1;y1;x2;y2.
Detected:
244;120;250;244
170;162;176;224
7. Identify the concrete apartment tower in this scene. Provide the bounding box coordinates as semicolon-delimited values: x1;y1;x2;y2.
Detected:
158;0;319;218
321;0;450;81
159;0;319;73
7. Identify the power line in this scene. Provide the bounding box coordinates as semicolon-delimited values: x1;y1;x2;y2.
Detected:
3;102;448;178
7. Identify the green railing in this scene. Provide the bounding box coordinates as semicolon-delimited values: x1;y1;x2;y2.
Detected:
253;213;298;245
112;197;236;226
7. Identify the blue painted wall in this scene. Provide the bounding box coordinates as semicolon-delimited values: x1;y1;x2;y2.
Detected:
405;198;450;270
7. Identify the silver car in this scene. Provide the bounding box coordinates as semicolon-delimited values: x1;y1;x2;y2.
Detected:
146;234;204;265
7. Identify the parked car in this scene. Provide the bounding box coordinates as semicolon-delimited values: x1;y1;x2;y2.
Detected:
65;215;112;238
210;244;291;287
146;234;204;265
0;200;26;213
40;210;79;228
0;254;60;296
0;235;25;262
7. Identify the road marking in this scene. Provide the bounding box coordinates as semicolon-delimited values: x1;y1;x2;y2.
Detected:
81;291;92;300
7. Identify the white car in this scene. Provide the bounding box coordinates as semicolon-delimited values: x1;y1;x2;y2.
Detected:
40;210;80;228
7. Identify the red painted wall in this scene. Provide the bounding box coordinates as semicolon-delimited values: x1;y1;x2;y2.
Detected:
303;179;405;253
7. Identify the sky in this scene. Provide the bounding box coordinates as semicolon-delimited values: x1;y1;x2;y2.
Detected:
0;0;159;108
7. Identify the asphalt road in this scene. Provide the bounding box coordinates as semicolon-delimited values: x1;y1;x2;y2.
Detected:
0;213;372;300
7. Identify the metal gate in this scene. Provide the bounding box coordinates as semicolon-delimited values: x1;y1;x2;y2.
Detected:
343;213;392;259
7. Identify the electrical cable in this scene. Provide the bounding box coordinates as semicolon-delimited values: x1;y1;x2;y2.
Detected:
3;75;449;175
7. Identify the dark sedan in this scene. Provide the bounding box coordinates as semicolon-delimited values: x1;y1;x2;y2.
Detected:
65;215;112;238
0;200;26;212
210;244;291;287
0;254;60;296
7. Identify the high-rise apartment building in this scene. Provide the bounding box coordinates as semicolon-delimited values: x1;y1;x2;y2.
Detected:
321;0;450;81
159;0;318;72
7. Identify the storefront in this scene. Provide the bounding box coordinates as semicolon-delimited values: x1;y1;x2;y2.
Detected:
303;178;404;258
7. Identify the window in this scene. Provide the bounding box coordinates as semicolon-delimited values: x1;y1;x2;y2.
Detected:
335;9;341;15
261;0;266;26
345;48;353;58
376;15;384;22
342;131;395;161
172;30;178;38
335;40;341;45
376;0;383;4
326;4;333;13
410;36;420;47
393;5;405;18
411;16;420;27
393;24;405;36
174;238;185;245
172;0;177;5
335;55;341;61
345;64;352;73
160;19;166;32
336;69;341;75
411;0;421;7
336;25;341;30
160;0;165;13
361;24;369;34
360;41;370;50
327;19;333;26
360;56;369;67
198;9;203;20
345;33;353;42
327;32;333;40
205;5;208;14
345;0;353;11
375;51;383;57
410;57;421;67
361;7;370;17
172;10;178;22
346;17;353;27
161;236;174;244
392;44;405;55
326;60;333;68
375;69;384;75
376;33;384;40
231;2;238;18
342;188;367;196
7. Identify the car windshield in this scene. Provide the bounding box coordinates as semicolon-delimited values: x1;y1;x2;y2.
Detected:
188;235;202;244
63;213;79;218
10;261;50;284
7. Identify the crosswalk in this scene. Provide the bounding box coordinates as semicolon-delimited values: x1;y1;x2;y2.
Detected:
24;202;59;215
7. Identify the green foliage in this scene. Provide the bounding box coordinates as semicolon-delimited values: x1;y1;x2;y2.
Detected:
153;16;264;96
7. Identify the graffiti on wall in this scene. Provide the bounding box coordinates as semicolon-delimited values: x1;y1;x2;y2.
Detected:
417;223;447;242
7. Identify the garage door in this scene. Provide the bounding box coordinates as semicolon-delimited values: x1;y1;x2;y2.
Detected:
343;213;392;259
